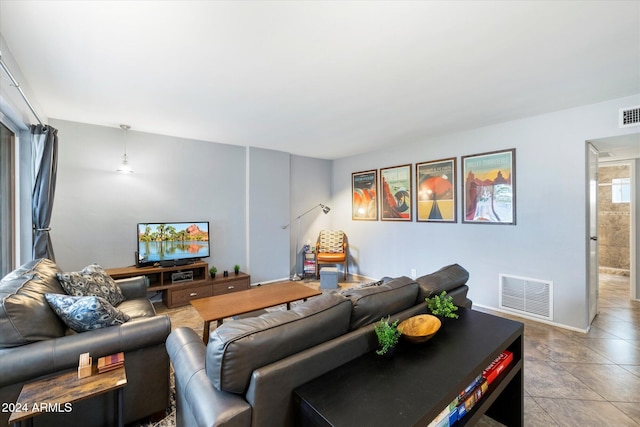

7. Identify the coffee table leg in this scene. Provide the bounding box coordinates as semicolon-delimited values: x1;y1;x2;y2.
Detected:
203;320;210;344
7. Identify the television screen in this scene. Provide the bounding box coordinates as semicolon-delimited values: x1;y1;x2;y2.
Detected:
137;222;210;265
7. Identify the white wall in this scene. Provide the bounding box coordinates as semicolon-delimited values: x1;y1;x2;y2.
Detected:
49;119;247;272
331;94;640;330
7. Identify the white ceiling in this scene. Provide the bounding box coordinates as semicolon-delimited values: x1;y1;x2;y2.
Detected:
1;1;639;159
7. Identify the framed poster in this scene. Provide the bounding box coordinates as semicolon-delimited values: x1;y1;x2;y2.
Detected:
416;158;457;223
352;170;378;220
462;149;516;225
380;164;412;221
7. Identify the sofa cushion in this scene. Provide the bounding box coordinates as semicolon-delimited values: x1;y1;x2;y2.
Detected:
415;264;469;302
206;292;352;394
117;298;157;319
45;294;130;332
57;264;125;306
342;276;419;330
0;258;67;348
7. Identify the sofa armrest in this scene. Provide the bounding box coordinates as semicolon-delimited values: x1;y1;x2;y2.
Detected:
167;327;251;427
0;315;171;387
116;275;148;300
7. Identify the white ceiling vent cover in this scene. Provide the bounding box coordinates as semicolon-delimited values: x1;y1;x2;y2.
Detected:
499;274;553;321
619;106;640;128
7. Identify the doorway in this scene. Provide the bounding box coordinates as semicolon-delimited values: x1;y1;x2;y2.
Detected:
598;161;632;277
588;133;639;323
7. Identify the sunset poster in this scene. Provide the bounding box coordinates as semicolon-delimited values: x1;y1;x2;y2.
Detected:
416;158;456;222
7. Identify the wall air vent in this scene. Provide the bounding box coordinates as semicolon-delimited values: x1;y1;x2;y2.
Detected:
499;274;553;321
619;106;640;128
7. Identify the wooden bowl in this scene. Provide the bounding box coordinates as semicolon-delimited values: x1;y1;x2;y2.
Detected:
397;314;441;343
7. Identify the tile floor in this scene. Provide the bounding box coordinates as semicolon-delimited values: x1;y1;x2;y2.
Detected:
156;274;639;426
477;273;640;427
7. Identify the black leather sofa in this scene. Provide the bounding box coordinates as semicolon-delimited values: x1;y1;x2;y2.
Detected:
0;258;171;427
166;263;471;427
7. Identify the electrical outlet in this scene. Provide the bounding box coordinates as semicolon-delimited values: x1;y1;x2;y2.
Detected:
410;268;417;278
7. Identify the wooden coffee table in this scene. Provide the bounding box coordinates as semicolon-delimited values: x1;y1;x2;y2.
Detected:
191;281;323;343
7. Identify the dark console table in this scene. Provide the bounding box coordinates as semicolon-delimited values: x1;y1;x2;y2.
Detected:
294;309;523;427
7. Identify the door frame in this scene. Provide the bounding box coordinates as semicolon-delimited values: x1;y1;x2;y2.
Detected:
586;143;599;325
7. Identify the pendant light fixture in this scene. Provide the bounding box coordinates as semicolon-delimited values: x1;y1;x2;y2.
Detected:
116;124;133;173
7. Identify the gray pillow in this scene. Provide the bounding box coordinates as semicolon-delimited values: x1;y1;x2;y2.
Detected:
45;293;130;332
57;264;125;306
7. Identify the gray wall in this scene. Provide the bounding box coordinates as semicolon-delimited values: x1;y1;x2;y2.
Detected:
248;147;290;283
288;155;332;277
331;94;640;331
49;119;249;273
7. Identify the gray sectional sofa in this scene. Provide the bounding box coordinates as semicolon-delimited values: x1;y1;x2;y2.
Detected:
0;258;171;427
166;263;471;427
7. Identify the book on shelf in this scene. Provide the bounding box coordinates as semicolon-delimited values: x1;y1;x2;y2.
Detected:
482;350;513;385
97;352;125;373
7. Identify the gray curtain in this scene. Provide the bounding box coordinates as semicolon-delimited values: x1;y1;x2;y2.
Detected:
30;124;58;261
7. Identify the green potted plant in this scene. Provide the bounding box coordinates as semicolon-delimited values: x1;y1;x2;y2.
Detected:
209;266;217;279
374;316;401;356
233;264;240;275
425;291;459;319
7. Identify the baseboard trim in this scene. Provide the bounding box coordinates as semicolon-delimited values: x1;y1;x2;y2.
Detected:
473;304;588;334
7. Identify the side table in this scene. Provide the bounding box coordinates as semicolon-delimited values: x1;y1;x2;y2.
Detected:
8;365;127;427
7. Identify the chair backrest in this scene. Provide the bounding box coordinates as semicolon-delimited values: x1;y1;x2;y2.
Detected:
317;230;346;253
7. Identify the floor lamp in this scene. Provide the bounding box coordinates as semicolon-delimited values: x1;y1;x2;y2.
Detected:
282;203;331;281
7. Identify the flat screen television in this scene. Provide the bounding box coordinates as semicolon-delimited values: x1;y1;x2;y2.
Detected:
136;222;210;267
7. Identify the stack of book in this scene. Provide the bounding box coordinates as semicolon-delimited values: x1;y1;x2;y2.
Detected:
97;352;125;373
427;350;513;427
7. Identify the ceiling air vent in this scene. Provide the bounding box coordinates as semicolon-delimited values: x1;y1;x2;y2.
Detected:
619;106;640;128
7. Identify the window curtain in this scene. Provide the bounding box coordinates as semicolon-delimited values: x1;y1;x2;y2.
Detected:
30;124;58;261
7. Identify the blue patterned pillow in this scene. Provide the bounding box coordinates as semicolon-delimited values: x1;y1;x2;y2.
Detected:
57;264;124;306
45;293;130;332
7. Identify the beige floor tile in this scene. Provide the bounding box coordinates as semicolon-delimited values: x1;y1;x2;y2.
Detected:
527;335;614;364
524;360;604;400
584;338;640;365
611;402;640;424
559;363;640;402
523;395;560;427
534;397;638;427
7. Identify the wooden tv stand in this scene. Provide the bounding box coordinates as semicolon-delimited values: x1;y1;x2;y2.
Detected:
106;261;250;308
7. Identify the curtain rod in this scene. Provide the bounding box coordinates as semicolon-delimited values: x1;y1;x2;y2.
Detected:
0;55;44;126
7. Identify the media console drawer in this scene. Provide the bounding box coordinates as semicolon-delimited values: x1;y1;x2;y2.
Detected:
213;276;250;295
166;283;213;307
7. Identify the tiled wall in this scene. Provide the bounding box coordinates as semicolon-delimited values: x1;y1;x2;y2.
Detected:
598;164;630;275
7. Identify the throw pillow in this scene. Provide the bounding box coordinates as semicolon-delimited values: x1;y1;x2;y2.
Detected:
57;264;125;306
45;293;130;333
318;231;344;253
